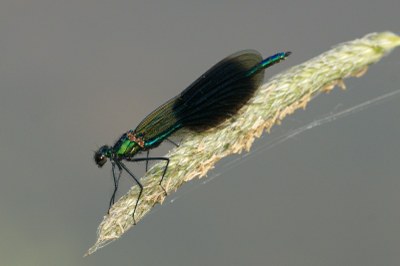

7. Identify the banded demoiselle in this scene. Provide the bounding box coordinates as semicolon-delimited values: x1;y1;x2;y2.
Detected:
94;50;291;223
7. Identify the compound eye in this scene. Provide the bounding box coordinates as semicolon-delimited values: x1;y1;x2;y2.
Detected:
95;155;107;167
94;146;109;167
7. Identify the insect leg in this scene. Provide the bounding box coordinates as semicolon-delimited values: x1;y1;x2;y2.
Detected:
166;138;179;147
117;161;143;225
125;157;170;195
108;162;122;213
145;150;150;171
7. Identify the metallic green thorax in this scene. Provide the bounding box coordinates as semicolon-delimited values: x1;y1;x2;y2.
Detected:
111;131;141;158
115;138;141;157
114;123;182;158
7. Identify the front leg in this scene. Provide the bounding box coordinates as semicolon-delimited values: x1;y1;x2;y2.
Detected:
109;162;122;213
117;161;143;225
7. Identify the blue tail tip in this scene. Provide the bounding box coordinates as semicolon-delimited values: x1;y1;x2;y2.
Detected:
284;51;292;57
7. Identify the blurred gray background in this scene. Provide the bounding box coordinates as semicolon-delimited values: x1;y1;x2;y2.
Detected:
0;1;399;265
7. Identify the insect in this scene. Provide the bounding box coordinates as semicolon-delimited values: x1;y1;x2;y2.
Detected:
94;50;291;223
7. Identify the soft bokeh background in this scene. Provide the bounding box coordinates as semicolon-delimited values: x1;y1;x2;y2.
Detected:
0;1;399;265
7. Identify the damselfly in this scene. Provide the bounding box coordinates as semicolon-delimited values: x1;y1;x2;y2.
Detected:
94;50;291;223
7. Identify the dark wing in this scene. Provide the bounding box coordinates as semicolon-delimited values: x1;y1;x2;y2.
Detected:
173;50;264;131
135;50;264;143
